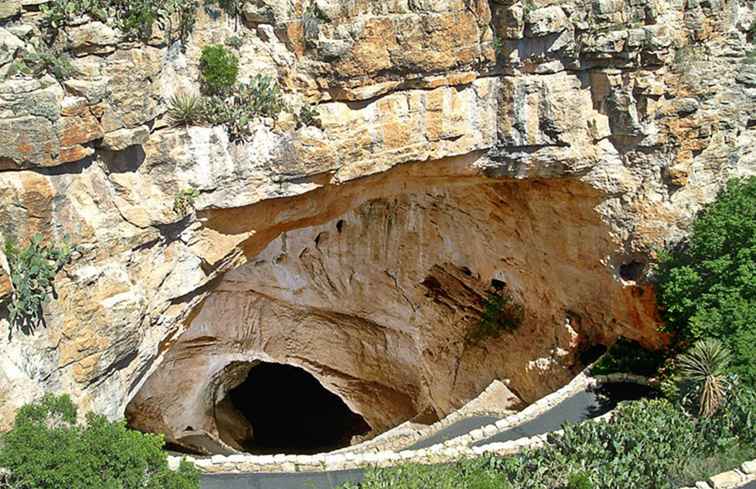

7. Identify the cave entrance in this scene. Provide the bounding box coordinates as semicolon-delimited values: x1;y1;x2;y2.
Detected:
222;362;371;454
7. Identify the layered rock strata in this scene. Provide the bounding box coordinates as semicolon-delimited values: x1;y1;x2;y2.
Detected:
0;0;754;456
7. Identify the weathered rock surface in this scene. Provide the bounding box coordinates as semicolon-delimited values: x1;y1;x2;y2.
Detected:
0;0;754;453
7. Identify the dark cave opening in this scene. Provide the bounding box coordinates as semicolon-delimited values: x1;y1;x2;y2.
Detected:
618;260;645;282
224;362;371;454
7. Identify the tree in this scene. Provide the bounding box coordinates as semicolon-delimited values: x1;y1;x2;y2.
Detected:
0;394;198;489
657;176;756;386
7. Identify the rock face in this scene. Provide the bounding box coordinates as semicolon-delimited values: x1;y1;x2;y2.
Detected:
0;0;754;453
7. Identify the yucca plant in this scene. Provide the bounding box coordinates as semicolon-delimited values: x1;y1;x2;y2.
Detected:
166;93;204;126
677;338;732;417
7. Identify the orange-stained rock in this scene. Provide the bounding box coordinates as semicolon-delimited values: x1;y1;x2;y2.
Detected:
0;0;753;450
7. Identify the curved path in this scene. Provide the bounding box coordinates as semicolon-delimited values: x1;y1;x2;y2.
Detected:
200;382;651;489
473;382;651;447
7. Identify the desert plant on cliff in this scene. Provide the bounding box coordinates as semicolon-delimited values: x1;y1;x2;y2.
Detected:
0;394;199;489
9;46;76;81
676;338;732;417
466;288;524;345
166;93;204;126
199;74;286;141
40;0;200;44
240;74;285;118
297;103;321;129
225;35;243;49
656;176;756;386
173;187;200;216
3;234;73;334
199;44;239;96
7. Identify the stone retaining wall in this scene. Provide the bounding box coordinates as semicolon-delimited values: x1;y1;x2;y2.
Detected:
680;460;756;489
170;368;648;474
332;380;519;455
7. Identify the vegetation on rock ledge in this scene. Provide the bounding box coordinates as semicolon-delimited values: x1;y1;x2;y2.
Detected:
199;45;239;96
167;73;289;142
3;234;73;334
467;288;524;345
40;0;200;43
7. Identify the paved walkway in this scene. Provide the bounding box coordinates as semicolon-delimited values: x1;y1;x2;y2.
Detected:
473;390;601;446
474;382;651;446
201;469;364;489
406;415;498;450
199;381;656;488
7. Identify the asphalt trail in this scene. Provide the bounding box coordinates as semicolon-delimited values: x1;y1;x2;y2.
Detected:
201;383;654;489
406;415;499;450
201;469;364;489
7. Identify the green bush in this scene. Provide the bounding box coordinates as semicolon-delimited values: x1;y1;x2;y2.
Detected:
239;74;285;118
0;394;199;489
590;337;666;377
466;289;524;345
298;103;321;128
348;396;755;489
174;187;200;216
9;47;76;81
566;472;593;489
40;0;199;43
343;460;512;489
199;44;239;96
656;176;756;386
3;234;73;333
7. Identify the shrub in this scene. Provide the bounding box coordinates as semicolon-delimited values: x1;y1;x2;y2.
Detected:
7;46;76;81
0;394;199;489
225;35;243;49
174;188;200;216
40;0;199;43
567;472;593;489
350;396;755;489
590;337;666;377
199;44;239;96
467;288;524;345
656;176;756;386
166;93;204;126
344;460;512;489
240;74;285;118
3;234;73;334
297;103;321;128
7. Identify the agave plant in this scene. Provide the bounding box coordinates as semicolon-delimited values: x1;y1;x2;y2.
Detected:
166;93;204;126
677;338;732;417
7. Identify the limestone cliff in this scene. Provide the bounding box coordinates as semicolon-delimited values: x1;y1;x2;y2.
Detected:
0;0;754;455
